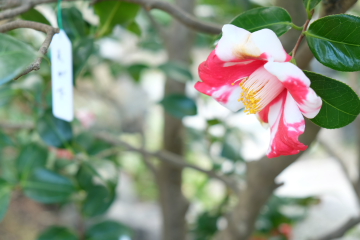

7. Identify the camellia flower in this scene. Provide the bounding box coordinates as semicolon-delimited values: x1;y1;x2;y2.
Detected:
195;24;322;158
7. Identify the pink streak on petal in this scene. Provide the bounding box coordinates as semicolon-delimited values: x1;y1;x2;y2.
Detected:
282;77;309;104
197;51;266;90
266;91;308;158
264;62;322;119
285;53;292;62
258;104;270;124
282;77;322;118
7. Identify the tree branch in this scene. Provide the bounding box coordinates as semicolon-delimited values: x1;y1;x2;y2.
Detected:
94;131;241;194
0;20;59;79
316;217;360;240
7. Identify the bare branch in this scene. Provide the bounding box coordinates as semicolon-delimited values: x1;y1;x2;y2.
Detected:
0;0;221;35
317;217;360;240
117;0;222;35
139;129;158;176
0;0;90;20
95;131;241;194
0;20;59;79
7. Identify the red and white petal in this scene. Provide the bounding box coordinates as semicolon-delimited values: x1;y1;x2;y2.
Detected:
211;85;245;111
264;62;322;119
196;51;266;111
261;90;308;158
235;29;291;62
215;24;251;62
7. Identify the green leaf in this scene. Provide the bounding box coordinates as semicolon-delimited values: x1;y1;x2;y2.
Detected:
0;33;37;84
86;221;132;240
95;1;140;37
20;8;51;25
17;143;48;181
207;119;222;126
0;179;12;222
37;226;78;240
73;38;94;81
62;7;87;42
72;132;112;156
303;0;322;12
0;86;15;107
82;185;115;217
127;21;142;36
230;7;292;36
23;168;75;203
160;94;197;118
306;14;360;72
159;62;193;82
221;130;243;162
36;109;73;148
0;130;14;146
127;64;149;82
304;71;360;128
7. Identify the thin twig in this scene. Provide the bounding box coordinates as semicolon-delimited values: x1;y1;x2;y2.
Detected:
0;20;59;79
140;129;158;176
95;132;240;194
291;14;312;59
0;121;237;191
143;8;168;42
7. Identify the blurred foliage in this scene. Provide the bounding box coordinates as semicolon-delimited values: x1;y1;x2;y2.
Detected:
192;195;319;240
0;1;335;240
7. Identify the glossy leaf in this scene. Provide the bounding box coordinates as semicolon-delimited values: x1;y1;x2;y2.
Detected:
305;71;360;128
86;221;132;240
230;7;292;36
160;94;197;118
303;0;322;12
159;62;193;82
62;7;87;42
0;179;12;222
95;1;140;37
36;109;73;148
23;168;75;203
306;14;360;71
73;38;94;80
17;143;48;180
0;33;37;84
37;226;78;240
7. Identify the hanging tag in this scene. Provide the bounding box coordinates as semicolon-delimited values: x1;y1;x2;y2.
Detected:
51;30;74;122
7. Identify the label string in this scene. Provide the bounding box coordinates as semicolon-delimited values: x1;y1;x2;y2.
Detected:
57;0;63;29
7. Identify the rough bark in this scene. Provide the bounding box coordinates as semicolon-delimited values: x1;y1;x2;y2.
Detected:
157;1;195;240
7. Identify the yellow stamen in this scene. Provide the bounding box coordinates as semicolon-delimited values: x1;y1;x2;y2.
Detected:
238;67;284;115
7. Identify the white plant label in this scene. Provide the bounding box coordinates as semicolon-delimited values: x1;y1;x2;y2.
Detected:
51;30;74;122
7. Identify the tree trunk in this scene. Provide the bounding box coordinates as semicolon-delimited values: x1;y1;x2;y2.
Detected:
158;1;195;240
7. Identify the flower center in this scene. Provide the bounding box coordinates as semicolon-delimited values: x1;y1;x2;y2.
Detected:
238;66;284;114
